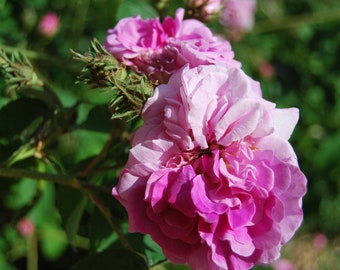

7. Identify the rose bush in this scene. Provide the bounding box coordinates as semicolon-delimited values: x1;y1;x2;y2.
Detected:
113;65;307;270
104;8;240;83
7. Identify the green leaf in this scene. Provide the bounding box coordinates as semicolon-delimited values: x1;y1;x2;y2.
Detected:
314;134;340;171
69;248;148;270
166;0;184;17
0;96;10;109
116;0;158;20
143;234;165;266
79;105;113;133
78;88;114;105
0;253;15;270
89;206;118;253
251;266;273;270
57;129;109;164
0;97;49;140
4;178;37;209
65;194;88;245
39;225;68;261
26;181;68;260
56;186;83;226
0;97;49;162
152;262;191;270
27;181;57;226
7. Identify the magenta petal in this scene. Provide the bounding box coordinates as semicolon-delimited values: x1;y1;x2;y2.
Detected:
168;165;197;217
228;202;256;229
147;206;195;239
145;170;169;213
191;175;227;215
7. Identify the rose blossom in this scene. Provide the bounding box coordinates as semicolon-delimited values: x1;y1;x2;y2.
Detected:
104;8;240;83
113;65;307;270
220;0;257;32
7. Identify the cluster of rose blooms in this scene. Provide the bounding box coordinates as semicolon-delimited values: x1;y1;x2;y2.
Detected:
105;2;307;270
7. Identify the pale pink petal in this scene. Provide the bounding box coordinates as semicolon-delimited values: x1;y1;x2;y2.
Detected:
273;108;299;140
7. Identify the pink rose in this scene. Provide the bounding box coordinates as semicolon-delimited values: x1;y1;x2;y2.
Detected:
104;9;240;83
104;16;168;67
220;0;257;32
113;65;306;270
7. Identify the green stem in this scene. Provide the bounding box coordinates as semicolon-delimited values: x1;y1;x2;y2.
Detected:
20;86;61;109
80;127;118;178
0;168;132;249
252;9;340;34
88;193;133;251
0;167;111;195
27;233;38;270
0;167;133;248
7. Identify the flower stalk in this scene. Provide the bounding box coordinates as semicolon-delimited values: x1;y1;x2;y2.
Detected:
0;50;44;94
71;39;155;120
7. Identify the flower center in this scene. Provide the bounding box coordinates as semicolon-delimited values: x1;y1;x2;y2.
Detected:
166;138;257;172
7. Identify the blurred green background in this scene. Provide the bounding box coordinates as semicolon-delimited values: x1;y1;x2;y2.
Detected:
1;0;340;269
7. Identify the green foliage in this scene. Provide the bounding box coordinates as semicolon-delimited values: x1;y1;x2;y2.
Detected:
69;247;148;270
116;0;159;20
1;0;340;269
4;178;37;209
153;262;191;270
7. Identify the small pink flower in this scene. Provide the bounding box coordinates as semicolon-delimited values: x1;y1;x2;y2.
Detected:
104;8;240;83
221;0;257;32
113;65;307;270
313;233;328;250
38;12;60;37
17;218;35;237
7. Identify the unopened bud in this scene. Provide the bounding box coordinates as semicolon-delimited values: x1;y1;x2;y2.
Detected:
72;39;155;120
17;218;35;237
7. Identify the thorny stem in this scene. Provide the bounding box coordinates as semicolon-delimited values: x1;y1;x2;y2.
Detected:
71;39;154;120
80;127;121;178
0;167;111;195
19;87;62;109
88;193;133;251
0;167;133;250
